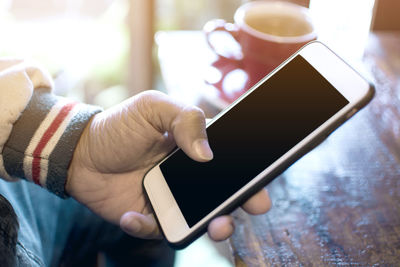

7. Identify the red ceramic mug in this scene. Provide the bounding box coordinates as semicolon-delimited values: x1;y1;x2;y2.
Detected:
204;1;317;89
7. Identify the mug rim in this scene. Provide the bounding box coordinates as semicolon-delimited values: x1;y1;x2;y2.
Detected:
234;1;317;44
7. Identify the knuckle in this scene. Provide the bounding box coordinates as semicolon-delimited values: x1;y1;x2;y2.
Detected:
134;90;169;118
137;90;166;105
181;106;205;122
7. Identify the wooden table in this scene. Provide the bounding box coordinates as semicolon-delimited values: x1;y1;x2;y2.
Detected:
229;32;400;266
157;31;400;265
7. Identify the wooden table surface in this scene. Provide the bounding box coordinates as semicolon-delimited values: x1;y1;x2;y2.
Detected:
228;32;400;266
157;31;400;265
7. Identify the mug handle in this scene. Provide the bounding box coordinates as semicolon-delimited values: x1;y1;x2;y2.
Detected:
203;19;242;61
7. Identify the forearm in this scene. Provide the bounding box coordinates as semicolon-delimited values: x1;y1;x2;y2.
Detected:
0;59;102;198
0;59;53;181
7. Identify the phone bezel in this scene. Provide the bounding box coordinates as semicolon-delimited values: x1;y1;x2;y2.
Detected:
143;41;374;248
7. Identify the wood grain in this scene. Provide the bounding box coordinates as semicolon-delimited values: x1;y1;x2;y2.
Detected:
229;32;400;266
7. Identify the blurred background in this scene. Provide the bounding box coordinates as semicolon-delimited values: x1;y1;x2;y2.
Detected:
0;0;248;108
0;0;398;266
1;0;396;109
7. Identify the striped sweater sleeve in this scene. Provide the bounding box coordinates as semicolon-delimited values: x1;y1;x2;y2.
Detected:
0;60;102;198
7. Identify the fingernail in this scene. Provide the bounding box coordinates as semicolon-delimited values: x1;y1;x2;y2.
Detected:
193;139;214;160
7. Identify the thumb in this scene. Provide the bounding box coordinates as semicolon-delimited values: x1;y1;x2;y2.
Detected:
171;105;214;162
140;91;213;162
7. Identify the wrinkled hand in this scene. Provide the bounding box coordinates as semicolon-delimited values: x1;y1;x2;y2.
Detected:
67;91;271;241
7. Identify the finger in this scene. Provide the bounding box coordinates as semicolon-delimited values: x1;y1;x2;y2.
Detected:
172;106;213;161
120;211;162;239
241;188;272;215
207;215;235;241
139;90;213;162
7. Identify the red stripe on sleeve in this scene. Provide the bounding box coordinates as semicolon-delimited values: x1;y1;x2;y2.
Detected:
32;102;77;185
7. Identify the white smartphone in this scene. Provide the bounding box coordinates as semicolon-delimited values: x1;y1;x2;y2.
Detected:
143;41;374;249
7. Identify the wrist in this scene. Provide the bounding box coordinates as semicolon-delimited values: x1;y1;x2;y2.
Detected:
65;115;94;196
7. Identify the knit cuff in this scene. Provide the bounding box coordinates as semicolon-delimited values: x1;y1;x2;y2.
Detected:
2;88;102;198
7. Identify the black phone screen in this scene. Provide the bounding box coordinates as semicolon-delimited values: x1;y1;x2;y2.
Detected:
160;55;349;227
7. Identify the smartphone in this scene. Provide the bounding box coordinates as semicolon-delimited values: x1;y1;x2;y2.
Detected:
143;41;374;249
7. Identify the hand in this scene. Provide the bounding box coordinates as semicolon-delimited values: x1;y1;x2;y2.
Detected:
67;90;271;241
